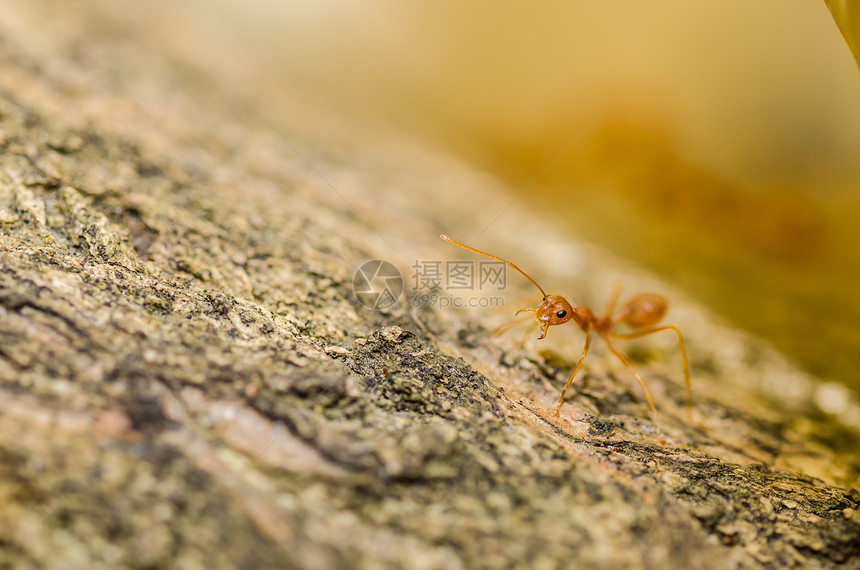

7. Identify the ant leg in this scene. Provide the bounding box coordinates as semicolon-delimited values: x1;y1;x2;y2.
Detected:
491;315;531;338
603;282;622;319
490;317;537;347
520;320;539;345
554;331;591;416
610;325;691;424
513;307;549;340
495;293;544;339
602;337;665;444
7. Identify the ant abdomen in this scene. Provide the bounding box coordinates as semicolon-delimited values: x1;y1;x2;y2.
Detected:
617;293;668;329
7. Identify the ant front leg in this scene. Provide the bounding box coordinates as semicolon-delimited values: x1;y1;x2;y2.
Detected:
554;331;591;416
491;316;538;347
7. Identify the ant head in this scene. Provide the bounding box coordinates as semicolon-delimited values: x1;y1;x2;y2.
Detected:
534;295;574;339
519;295;575;339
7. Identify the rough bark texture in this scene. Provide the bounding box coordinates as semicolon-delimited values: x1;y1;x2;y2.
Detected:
1;2;859;569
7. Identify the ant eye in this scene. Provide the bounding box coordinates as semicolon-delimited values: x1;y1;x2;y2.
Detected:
556;310;567;319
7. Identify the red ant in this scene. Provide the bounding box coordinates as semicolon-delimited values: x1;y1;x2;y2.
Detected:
441;234;691;442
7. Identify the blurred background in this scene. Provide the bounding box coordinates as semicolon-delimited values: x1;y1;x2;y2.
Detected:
19;1;860;392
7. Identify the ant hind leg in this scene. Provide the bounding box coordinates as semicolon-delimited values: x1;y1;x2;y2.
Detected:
610;325;692;425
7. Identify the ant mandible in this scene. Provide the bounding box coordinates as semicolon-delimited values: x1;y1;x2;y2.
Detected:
441;234;691;442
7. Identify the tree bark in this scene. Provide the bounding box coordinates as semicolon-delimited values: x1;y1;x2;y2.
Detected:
1;2;858;569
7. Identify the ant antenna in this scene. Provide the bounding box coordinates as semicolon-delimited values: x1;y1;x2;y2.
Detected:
441;235;548;299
